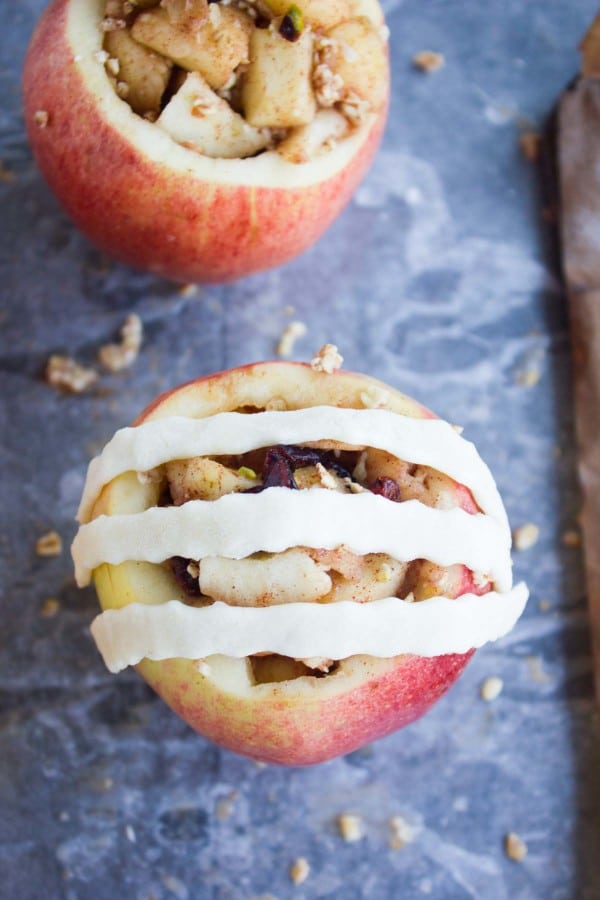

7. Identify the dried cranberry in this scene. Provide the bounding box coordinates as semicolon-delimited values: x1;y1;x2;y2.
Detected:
246;444;355;493
171;556;201;597
369;478;402;502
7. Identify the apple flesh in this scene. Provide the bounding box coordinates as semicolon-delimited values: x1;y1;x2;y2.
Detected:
22;0;389;283
90;363;484;765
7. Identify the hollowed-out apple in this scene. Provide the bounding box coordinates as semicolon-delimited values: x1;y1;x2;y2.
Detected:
83;362;502;766
22;0;389;283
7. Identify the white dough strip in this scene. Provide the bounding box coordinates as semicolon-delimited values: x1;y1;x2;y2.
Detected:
77;408;508;528
72;489;512;590
91;585;529;673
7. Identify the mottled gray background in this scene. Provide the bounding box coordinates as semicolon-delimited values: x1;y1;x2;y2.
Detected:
2;0;600;898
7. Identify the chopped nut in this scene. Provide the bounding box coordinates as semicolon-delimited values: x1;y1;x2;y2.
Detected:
316;462;340;491
186;561;200;579
276;320;307;357
480;676;503;702
538;598;551;612
289;858;310;885
525;654;551;684
337;813;363;842
238;466;257;480
40;597;60;617
360;387;390;409
178;283;198;297
412;50;445;73
504;832;527;862
389;815;415;849
100;16;127;32
512;522;539;551
46;354;98;393
310;343;343;374
98;313;143;372
215;791;237;821
36;530;63;557
339;91;371;126
94;49;109;64
515;366;541;387
116;81;130;99
106;56;120;77
562;529;581;548
519;131;541;162
34;110;50;128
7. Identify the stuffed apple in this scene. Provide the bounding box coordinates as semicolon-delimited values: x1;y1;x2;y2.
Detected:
71;359;527;765
23;0;389;282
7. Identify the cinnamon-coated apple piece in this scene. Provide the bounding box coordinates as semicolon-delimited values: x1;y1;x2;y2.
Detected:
277;109;349;163
131;3;252;89
157;72;270;158
324;16;389;109
242;24;316;128
104;28;172;115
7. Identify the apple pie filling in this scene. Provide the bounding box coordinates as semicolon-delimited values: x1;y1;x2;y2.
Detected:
154;439;491;680
99;0;388;161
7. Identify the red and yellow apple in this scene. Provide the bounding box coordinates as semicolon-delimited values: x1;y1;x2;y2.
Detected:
90;363;486;765
22;0;389;283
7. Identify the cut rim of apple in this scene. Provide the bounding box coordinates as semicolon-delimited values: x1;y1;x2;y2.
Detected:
68;0;388;181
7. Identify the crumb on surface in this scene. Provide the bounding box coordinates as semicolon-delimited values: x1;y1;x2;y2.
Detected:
215;791;237;821
337;813;363;842
562;529;581;548
480;676;503;702
289;857;310;885
46;354;98;393
276;320;307;357
515;366;541;387
34;110;50;128
310;343;343;374
525;654;551;684
98;313;143;372
504;832;528;862
538;598;551;612
178;283;198;297
389;815;415;849
40;597;60;617
512;522;539;551
519;131;541;162
36;530;63;557
412;50;445;73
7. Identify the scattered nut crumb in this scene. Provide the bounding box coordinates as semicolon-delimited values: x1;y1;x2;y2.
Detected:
94;49;109;64
36;530;63;557
106;56;120;77
116;81;130;99
276;320;307;357
40;597;60;618
519;131;541;162
389;815;415;849
526;654;551;684
512;523;539;551
178;283;198;297
0;162;15;183
480;676;503;702
45;355;98;393
538;598;551;612
504;832;527;862
289;858;310;885
299;657;333;672
186;561;200;580
337;813;363;842
515;365;541;387
34;110;50;128
125;824;136;843
310;343;343;374
316;462;340;491
412;50;445;73
562;529;581;548
360;387;390;409
100;16;127;32
98;313;143;372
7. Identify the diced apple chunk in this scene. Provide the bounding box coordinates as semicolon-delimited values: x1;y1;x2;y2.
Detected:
131;5;252;89
265;0;350;30
157;72;271;158
277;109;348;163
104;29;172;115
242;25;316;128
166;455;258;503
200;549;332;606
161;0;208;26
324;16;388;110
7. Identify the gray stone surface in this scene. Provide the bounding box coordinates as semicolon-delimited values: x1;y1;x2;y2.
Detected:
2;1;600;898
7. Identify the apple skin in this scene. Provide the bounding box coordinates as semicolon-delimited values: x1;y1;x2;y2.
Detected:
92;363;479;766
22;0;388;284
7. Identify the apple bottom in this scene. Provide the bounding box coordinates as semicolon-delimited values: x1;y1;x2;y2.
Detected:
137;650;474;766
